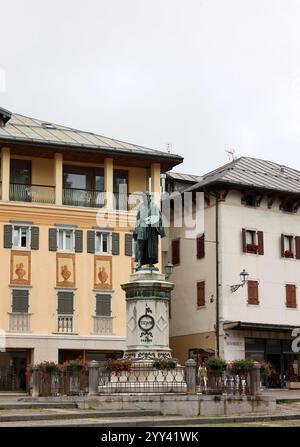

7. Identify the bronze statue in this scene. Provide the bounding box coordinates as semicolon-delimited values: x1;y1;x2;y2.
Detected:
133;192;165;270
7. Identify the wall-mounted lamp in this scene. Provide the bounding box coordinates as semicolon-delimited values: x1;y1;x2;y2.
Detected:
164;261;173;280
230;269;249;293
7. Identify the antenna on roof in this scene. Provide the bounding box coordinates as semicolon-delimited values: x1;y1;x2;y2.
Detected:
166;143;172;153
225;148;236;161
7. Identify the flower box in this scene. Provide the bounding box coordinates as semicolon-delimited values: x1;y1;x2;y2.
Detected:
284;250;294;258
246;244;259;253
286;381;300;389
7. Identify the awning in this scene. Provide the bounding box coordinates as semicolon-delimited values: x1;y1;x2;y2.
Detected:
223;321;298;333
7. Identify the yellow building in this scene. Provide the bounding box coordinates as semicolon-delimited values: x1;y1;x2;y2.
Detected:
0;107;182;390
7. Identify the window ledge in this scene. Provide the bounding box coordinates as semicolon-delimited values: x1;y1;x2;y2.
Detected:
52;332;79;335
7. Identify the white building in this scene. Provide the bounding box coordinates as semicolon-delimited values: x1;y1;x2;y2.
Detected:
163;157;300;387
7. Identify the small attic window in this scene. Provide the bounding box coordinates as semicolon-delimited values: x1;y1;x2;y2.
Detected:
41;122;56;130
241;193;256;207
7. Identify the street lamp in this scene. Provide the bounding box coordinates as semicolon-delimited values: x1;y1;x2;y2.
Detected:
164;261;173;280
230;269;249;293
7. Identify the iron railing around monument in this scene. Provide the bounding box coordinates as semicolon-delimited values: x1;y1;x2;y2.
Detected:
198;369;250;395
97;362;187;394
29;369;89;397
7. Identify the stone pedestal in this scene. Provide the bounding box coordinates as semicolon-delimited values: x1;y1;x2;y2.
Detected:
121;269;174;361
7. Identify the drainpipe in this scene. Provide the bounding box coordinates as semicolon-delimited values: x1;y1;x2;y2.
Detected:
215;194;220;357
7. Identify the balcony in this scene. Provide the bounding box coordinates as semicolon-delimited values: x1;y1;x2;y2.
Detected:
57;315;73;333
93;316;113;335
10;183;55;204
9;313;31;332
63;188;105;208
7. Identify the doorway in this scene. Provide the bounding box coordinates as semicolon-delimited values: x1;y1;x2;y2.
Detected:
0;350;30;391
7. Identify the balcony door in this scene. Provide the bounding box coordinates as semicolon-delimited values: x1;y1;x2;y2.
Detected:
10;159;32;201
63;165;104;207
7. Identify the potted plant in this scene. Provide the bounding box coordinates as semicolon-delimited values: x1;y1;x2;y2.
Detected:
284;250;294;258
105;358;133;373
206;357;227;394
246;243;259;253
206;357;227;372
231;358;255;374
286;375;300;389
152;358;177;370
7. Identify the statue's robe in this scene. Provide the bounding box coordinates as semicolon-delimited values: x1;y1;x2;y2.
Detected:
133;200;165;265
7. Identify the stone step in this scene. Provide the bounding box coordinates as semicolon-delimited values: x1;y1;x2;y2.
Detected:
0;401;77;410
0;408;161;423
1;412;300;427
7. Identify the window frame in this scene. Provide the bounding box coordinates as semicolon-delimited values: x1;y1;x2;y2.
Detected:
95;292;112;317
95;230;112;255
12;224;31;250
57;228;75;253
11;288;30;314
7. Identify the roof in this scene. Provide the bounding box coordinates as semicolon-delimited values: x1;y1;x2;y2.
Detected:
186;156;300;195
223;321;298;332
0;110;183;165
166;171;202;183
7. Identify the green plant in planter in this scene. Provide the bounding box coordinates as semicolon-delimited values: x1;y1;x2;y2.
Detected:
206;357;227;372
105;358;133;373
63;359;86;371
152;358;177;370
260;361;271;376
232;358;255;372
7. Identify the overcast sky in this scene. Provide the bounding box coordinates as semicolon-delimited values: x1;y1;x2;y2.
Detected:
1;0;300;174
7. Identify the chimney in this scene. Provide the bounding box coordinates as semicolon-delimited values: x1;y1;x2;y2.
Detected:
0;107;12;127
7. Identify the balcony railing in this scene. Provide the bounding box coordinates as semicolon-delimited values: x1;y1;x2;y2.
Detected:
9;313;31;332
93;316;113;335
57;315;73;333
10;183;55;204
63;188;106;208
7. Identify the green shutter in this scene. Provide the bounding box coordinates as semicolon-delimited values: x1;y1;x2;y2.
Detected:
75;230;83;253
12;289;29;313
48;228;57;251
31;227;39;250
3;225;12;248
125;233;133;256
96;294;111;316
87;231;95;253
57;292;74;314
111;232;119;255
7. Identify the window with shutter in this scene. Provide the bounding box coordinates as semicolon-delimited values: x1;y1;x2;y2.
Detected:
247;280;259;305
95;294;111;316
172;239;180;265
49;228;57;251
57;291;74;314
95;231;111;254
296;236;300;260
197;281;205;307
286;284;297;308
3;225;12;248
75;230;83;253
125;233;133;256
30;227;39;250
281;235;294;258
12;225;30;249
12;289;29;313
111;232;120;255
196;234;205;259
57;229;75;252
242;229;264;255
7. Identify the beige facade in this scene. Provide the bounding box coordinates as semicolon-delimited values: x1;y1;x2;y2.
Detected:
0;110;182;378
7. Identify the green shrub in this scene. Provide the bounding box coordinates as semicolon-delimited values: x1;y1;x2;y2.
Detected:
206;357;227;371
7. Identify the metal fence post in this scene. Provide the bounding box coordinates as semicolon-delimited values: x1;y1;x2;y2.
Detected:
31;367;39;398
249;362;261;395
185;358;197;394
88;360;99;395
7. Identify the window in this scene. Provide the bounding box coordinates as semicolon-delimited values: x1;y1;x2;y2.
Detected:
12;225;30;249
10;159;31;185
172;239;180;266
95;293;112;316
12;289;29;313
57;291;74;333
63;165;104;207
113;170;128;210
57;228;75;252
286;284;297;308
242;229;264;255
95;231;111;255
57;291;74;314
247;280;259;305
281;235;294;258
197;281;205;307
196;234;205;259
